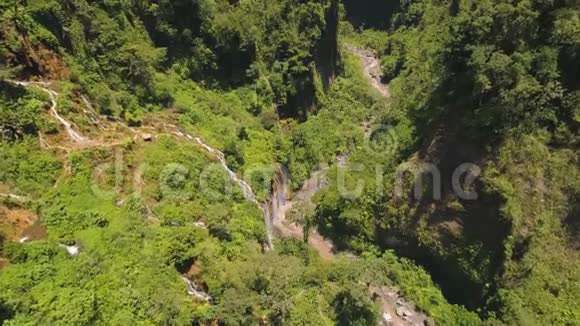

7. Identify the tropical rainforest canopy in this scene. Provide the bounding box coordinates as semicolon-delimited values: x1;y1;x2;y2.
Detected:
0;0;578;325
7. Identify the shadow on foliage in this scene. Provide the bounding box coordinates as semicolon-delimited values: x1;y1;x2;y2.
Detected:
0;298;13;325
332;290;376;326
393;62;511;312
564;197;580;250
343;0;401;30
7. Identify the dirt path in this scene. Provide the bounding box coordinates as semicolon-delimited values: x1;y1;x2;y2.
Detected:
0;206;36;240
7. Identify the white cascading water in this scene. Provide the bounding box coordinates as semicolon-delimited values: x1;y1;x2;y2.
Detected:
173;131;274;250
80;95;102;125
181;276;212;302
58;243;80;256
8;80;281;250
269;167;290;227
8;80;88;143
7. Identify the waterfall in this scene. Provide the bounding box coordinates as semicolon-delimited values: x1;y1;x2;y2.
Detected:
260;166;291;246
174;131;273;250
269;167;290;226
7;80;88;143
80;95;101;125
181;276;212;302
58;243;80;256
7;80;281;251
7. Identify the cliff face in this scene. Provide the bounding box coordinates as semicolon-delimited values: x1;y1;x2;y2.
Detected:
277;0;340;120
381;117;511;310
315;0;339;91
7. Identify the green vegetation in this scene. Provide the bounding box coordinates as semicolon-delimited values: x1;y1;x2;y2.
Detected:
0;133;475;324
0;137;61;196
314;0;580;324
0;0;578;325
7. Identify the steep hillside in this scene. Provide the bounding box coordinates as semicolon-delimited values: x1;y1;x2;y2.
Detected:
0;0;482;325
1;0;578;324
320;0;580;323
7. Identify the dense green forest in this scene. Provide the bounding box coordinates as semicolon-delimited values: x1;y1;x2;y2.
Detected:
330;0;580;323
0;0;578;325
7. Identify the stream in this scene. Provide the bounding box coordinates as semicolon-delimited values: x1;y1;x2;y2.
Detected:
58;243;80;256
172;131;274;251
8;80;88;143
181;276;212;302
270;166;337;259
346;45;391;99
8;79;275;251
7;60;429;322
347;47;435;325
